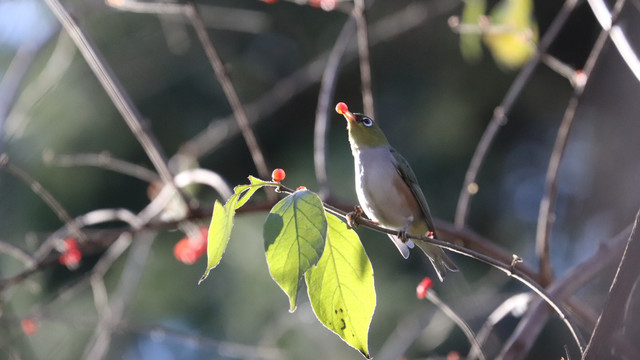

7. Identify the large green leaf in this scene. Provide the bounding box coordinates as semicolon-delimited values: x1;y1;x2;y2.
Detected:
305;214;375;358
199;178;267;284
264;189;327;311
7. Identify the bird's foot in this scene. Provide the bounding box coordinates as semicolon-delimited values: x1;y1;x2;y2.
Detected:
346;206;365;228
397;229;410;244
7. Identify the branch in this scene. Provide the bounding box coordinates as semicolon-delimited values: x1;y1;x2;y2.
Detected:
41;0;187;206
353;0;375;118
454;0;581;227
587;0;640;82
43;150;160;183
314;17;356;198
583;209;640;359
498;223;631;360
184;1;270;183
535;10;613;286
0;154;86;242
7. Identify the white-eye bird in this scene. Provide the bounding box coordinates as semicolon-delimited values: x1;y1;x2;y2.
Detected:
336;102;458;281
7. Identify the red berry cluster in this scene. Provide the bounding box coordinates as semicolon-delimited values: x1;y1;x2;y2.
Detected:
416;277;433;299
174;226;207;265
59;238;82;269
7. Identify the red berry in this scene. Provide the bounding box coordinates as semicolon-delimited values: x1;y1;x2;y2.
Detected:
63;237;78;250
272;168;286;182
21;318;38;336
416;277;433;299
296;186;307;191
262;0;277;3
335;102;349;115
174;227;207;265
59;248;82;268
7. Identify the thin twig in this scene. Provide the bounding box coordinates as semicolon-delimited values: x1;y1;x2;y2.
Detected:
184;1;270;183
314;18;357;198
454;0;581;227
468;293;533;360
42;0;187;206
43;151;160;183
583;208;640;359
353;0;375;118
587;0;640;82
82;231;155;360
498;224;631;360
534;21;611;286
1;154;86;242
5;32;76;139
426;290;486;360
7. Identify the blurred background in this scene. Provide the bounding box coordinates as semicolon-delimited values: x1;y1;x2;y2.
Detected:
1;0;640;359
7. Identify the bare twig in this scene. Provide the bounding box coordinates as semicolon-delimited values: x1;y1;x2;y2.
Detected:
42;0;187;206
454;0;581;227
5;33;76;139
535;0;624;287
353;0;375;118
106;0;270;34
0;154;86;242
184;1;270;183
498;224;631;360
43;150;160;183
82;231;155;360
583;209;640;359
469;293;533;360
314;18;356;198
426;290;486;360
587;0;640;82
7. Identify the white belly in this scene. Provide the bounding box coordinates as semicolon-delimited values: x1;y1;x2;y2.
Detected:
353;147;415;230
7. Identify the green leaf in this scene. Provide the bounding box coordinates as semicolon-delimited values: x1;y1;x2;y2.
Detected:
199;200;234;284
305;214;375;358
460;0;486;62
484;0;538;69
199;177;266;284
264;189;327;311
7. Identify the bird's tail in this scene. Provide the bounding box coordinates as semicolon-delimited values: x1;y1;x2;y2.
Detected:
414;241;458;282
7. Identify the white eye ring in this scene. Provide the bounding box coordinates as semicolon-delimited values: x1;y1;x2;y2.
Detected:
361;117;373;127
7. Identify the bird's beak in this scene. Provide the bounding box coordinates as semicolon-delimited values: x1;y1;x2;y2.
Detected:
342;110;356;124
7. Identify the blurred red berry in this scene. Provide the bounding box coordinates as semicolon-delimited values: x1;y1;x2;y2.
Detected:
272;168;286;182
59;247;82;269
447;351;461;360
262;0;277;3
296;186;307;191
335;102;349;115
21;318;38;336
63;237;78;250
416;277;433;299
174;227;207;265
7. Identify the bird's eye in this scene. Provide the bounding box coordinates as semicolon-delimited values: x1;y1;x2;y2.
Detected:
361;116;373;127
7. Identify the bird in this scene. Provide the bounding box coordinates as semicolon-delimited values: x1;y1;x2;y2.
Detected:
336;102;458;281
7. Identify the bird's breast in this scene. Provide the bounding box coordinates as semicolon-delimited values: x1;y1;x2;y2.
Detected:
353;147;420;230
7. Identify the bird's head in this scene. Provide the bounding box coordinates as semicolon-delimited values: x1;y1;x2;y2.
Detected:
335;102;389;149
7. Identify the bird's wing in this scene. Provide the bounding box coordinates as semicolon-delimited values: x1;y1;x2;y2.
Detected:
390;147;438;237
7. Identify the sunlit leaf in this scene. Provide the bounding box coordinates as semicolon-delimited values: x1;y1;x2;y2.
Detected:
305;214;375;359
484;0;538;69
460;0;486;62
199;178;267;284
264;189;327;311
200;200;233;284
